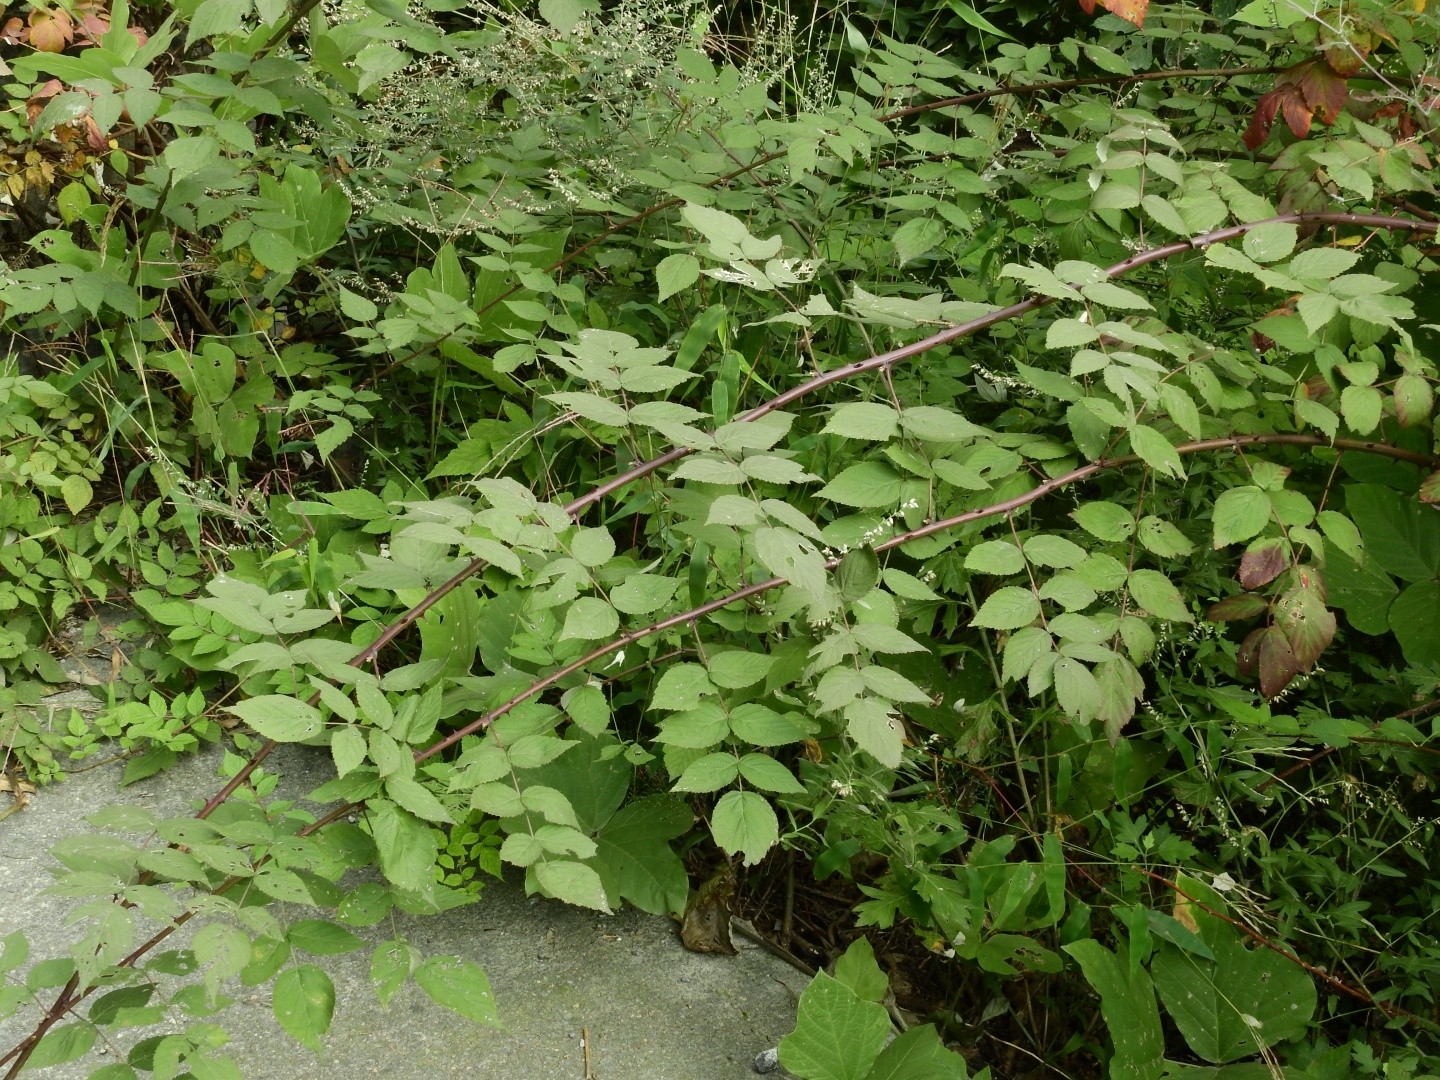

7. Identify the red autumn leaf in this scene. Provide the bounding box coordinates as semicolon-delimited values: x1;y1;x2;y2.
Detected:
1244;87;1284;150
1237;626;1265;678
1243;60;1350;149
28;8;74;52
1;16;26;45
1420;470;1440;504
1274;572;1335;669
1299;58;1349;123
1207;593;1270;622
1075;0;1148;28
1257;625;1303;698
1239;539;1288;590
1281;86;1315;139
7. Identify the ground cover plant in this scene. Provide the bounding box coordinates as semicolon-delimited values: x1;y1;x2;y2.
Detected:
0;0;1439;1075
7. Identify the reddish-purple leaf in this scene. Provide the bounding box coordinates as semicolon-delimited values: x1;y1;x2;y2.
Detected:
1207;594;1271;622
1239;540;1288;590
1257;626;1303;699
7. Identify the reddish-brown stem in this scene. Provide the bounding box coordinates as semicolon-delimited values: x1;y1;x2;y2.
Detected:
9;210;1437;1073
420;432;1440;757
1132;867;1433;1028
200;211;1440;822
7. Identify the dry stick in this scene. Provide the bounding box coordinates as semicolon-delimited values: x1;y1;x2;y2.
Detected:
1132;867;1436;1029
6;214;1437;1075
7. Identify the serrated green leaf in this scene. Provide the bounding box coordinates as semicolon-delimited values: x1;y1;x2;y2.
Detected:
273;965;334;1054
1212;486;1271;548
711;789;778;866
656;253;700;301
972;586;1041;630
415;955;501;1026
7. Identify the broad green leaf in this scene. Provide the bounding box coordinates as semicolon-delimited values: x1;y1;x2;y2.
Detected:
835;546;880;603
708;650;773;689
415;956;501;1026
1002;626;1053;683
656;253;700;301
273;965;335;1054
1129;425;1185;479
736;753;805;794
832;937;889;1003
61;474;92;514
1053;657;1101;723
1152;935;1316;1063
1023;535;1087;568
1340;385;1382;435
593;794;691;915
611;574;679;615
368;801;438;895
819;462;905;507
673;752;740;793
1063;940;1165;1080
1136;517;1195;558
370;939;416;1006
1391;581;1440;667
972;586;1041;630
559;597;619;641
331;726;366;778
845;697;903;767
1128;569;1194;622
711;789;778;866
562;684;611;737
651;663;716;711
779;971;891;1080
866;1024;970;1079
385;777;455;824
1211;487;1271;549
825;402;900;441
893;216;947;265
287;920;365;956
26;1024;95;1070
226;695;324;743
1346;484;1440;582
965;540;1025;575
754;527;827;603
1072;502;1135;541
1241;222;1298;263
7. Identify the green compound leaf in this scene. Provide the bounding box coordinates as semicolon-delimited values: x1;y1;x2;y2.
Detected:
273;965;335;1054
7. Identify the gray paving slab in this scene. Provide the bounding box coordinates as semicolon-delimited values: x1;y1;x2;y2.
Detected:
0;741;805;1078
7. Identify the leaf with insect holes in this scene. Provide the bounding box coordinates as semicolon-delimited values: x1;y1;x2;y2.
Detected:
1274;570;1335;668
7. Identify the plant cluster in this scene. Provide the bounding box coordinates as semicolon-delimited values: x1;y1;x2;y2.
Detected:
0;0;1438;1076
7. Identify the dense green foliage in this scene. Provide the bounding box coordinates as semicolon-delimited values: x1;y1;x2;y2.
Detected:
1;0;1439;1075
